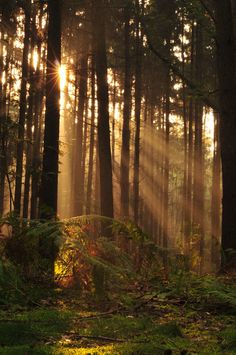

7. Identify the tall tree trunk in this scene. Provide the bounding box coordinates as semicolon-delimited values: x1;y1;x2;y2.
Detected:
0;35;6;216
214;0;236;259
22;74;34;219
133;0;142;224
150;101;156;239
39;0;61;219
92;0;114;221
185;23;195;250
192;23;204;271
30;6;44;219
70;61;79;216
211;112;221;269
86;57;96;215
158;105;165;245
30;64;43;219
3;39;14;213
120;5;132;218
72;37;88;216
112;72;116;166
23;23;37;218
81;99;89;211
14;1;31;214
163;67;170;253
95;137;100;214
181;15;188;245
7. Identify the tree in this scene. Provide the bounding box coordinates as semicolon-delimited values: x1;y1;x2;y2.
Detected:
120;4;132;218
91;0;114;221
192;21;205;271
86;55;96;215
72;30;89;216
214;0;236;257
14;0;31;214
133;0;143;224
39;0;61;219
211;112;221;268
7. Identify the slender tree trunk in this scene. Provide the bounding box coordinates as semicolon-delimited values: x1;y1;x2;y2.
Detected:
95;137;101;214
81;100;89;212
23;26;36;218
23;74;34;219
150;102;156;239
30;6;44;219
112;72;116;166
14;1;31;214
39;0;61;219
30;65;43;219
192;23;204;271
3;40;14;212
163;67;170;252
120;5;132;218
133;0;142;224
73;37;88;216
185;23;195;250
186;99;193;241
0;36;6;216
92;0;114;222
158;105;165;245
70;61;79;216
86;58;96;215
211;112;221;269
181;16;188;245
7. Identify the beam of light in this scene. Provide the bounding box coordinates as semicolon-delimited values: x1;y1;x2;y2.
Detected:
1;71;6;85
58;64;67;110
139;178;169;245
142;111;215;158
33;48;39;71
204;108;215;153
59;64;66;91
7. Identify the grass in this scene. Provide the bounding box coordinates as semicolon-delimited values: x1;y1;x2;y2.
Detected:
0;292;234;354
1;273;236;354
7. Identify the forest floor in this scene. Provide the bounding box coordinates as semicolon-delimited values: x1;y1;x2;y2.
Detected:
1;273;236;355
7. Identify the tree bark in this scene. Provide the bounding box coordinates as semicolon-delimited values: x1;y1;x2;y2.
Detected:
30;5;44;219
163;66;170;254
86;57;96;215
133;0;142;224
211;112;221;269
214;0;236;257
72;36;88;216
120;5;132;218
22;71;34;219
39;0;61;219
0;35;6;216
92;0;114;222
192;22;205;272
14;0;31;214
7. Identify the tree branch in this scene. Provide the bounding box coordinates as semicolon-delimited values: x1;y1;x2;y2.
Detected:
198;0;216;24
141;19;218;111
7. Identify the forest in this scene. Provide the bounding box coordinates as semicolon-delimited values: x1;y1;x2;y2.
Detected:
1;0;236;354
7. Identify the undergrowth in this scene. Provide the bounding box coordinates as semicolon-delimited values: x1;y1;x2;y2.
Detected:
0;215;236;353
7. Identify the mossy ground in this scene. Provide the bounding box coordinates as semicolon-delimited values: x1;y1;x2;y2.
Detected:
1;278;236;355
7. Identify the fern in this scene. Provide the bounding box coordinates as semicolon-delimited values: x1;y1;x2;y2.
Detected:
221;327;236;350
1;214;165;294
56;221;136;292
168;271;236;312
0;259;23;304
